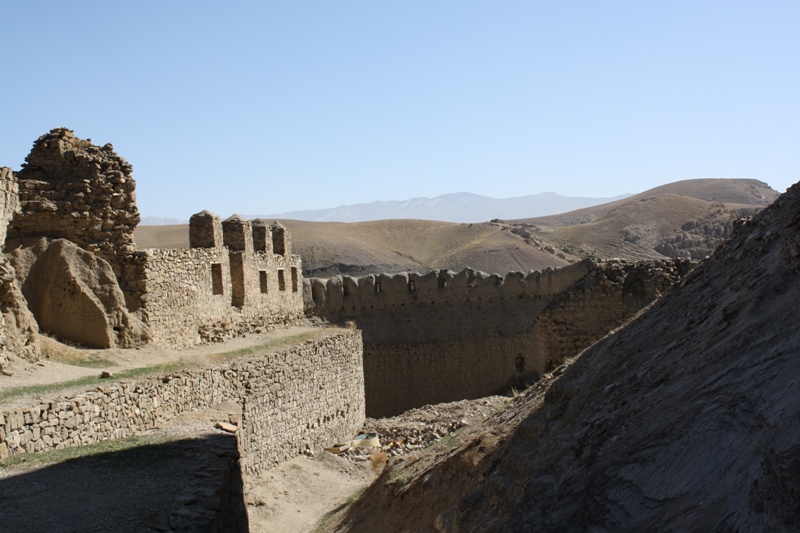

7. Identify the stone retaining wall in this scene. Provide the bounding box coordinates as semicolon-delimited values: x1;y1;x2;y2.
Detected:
306;259;692;417
0;329;365;474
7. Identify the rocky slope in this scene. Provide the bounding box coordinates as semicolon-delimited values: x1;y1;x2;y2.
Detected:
331;181;800;532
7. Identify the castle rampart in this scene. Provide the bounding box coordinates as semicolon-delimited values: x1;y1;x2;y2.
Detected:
306;259;692;416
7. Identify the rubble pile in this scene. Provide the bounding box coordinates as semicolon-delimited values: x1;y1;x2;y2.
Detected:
334;396;508;461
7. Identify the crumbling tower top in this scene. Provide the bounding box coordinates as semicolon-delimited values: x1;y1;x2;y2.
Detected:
189;210;223;248
6;128;140;266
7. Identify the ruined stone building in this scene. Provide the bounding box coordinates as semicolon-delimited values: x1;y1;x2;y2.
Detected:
0;130;364;474
0;128;304;358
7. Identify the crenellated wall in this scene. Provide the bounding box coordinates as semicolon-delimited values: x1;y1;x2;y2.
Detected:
306;259;692;416
129;211;305;349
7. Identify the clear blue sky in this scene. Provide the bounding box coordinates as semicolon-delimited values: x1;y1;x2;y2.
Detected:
2;2;798;219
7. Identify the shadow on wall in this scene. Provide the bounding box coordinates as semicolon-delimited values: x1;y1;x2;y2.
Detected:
0;433;248;533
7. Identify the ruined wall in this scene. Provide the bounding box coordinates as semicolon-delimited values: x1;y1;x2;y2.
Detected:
0;329;365;475
6;129;139;275
0;167;18;245
132;213;304;348
306;259;691;416
0;168;39;371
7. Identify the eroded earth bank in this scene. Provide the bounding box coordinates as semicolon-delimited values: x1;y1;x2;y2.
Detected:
323;183;800;531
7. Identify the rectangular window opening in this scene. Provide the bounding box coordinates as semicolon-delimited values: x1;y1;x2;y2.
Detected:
291;267;298;293
211;263;224;295
278;269;286;291
259;270;268;294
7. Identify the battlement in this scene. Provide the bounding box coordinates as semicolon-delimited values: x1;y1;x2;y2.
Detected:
306;258;691;322
305;258;693;417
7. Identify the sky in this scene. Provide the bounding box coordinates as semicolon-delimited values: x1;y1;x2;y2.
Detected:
1;1;799;220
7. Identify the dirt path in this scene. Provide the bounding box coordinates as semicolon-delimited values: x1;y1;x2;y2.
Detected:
247;454;376;533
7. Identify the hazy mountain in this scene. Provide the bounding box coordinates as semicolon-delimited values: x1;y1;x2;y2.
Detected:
140;216;188;226
250;191;632;223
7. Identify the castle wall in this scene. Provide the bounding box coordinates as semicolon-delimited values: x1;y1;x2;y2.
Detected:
0;329;365;475
134;247;303;349
306;259;691;417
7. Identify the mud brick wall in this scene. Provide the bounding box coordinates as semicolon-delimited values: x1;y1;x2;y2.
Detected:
6;129;140;276
306;259;692;417
0;329;365;475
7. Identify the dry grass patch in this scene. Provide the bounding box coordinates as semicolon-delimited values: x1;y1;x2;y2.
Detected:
40;336;115;368
369;450;388;473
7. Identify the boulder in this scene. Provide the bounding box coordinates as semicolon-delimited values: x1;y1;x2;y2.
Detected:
20;239;148;348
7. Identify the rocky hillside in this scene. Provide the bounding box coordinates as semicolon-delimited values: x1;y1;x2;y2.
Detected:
505;178;778;262
330;181;800;531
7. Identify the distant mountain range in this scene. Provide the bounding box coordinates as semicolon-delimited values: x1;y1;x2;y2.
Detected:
247;192;632;224
140;216;189;226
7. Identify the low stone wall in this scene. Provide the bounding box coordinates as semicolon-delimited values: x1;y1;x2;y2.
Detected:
306;259;692;417
0;329;365;475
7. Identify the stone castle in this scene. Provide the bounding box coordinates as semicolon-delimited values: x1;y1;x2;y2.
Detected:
0;128;694;502
0;129;365;484
0;128;304;361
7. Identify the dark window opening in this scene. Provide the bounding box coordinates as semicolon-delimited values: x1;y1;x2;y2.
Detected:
259;270;268;294
273;228;286;256
291;267;298;293
278;269;286;291
211;263;224;295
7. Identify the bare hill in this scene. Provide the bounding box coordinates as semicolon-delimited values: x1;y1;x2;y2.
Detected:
332;183;800;531
135;220;569;277
509;178;777;227
135;179;778;276
525;195;763;261
504;178;779;262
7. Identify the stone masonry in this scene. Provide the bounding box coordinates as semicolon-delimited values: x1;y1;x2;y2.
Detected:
1;129;305;351
0;329;365;474
131;211;304;348
6;128;139;274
